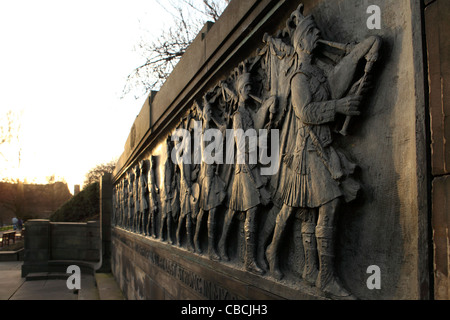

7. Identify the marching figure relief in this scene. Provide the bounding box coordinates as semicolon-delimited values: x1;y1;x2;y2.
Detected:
216;63;271;275
193;97;226;260
147;156;159;238
113;2;382;300
174;122;196;252
137;161;149;235
160;137;176;244
262;4;381;298
126;171;134;231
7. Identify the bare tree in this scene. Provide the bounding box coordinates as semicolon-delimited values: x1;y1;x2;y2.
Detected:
83;160;117;188
122;0;230;99
0;110;20;160
0;110;23;182
0;111;13;147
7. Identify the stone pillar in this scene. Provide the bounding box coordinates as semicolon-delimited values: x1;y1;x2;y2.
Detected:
21;219;51;277
86;221;101;262
98;172;112;272
426;0;450;300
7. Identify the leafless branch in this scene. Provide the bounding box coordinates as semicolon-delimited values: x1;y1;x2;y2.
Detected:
121;0;229;100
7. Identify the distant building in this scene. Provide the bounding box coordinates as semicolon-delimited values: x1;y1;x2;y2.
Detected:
0;181;72;224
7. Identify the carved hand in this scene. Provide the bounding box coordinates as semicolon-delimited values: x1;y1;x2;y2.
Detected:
262;32;271;44
348;75;372;96
364;36;382;62
335;96;362;116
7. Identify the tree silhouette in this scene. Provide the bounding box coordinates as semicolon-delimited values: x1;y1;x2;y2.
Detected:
122;0;229;99
83;160;117;188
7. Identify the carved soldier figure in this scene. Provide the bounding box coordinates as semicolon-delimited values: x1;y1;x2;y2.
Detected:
120;179;126;228
136;160;149;235
132;166;138;232
147;156;159;238
174;130;195;252
116;184;121;226
112;184;117;226
133;164;141;233
263;4;381;298
193;96;227;260
217;65;269;275
127;171;135;231
160;137;175;244
120;179;127;228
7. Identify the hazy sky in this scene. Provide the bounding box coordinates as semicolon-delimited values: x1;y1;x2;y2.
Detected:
0;0;175;192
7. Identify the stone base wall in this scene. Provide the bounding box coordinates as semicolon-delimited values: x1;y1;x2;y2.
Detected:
425;0;450;300
112;227;327;300
21;219;100;276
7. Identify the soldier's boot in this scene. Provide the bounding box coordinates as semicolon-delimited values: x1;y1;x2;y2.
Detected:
159;218;165;241
141;214;146;236
167;217;174;245
146;212;151;237
207;213;220;261
218;210;234;261
186;217;195;252
301;222;319;285
315;226;354;299
245;231;264;275
194;210;204;254
134;213;138;233
207;230;221;261
151;212;157;238
176;217;183;247
256;206;278;271
265;236;283;280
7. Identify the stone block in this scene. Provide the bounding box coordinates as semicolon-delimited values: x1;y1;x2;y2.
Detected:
426;0;450;175
25;249;49;262
26;236;49;250
51;248;81;261
432;175;450;299
84;249;100;262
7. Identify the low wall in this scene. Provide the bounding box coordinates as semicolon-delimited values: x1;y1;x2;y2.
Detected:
0;249;24;262
21;219;100;276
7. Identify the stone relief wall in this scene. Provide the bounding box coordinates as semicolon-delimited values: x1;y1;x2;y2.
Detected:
111;0;429;300
113;3;382;300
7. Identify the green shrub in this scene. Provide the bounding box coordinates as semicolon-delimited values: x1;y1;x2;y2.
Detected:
49;182;99;222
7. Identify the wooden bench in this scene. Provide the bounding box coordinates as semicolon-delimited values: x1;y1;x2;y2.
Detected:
0;231;16;247
15;229;24;240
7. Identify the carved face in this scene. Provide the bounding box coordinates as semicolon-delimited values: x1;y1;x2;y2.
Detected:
150;156;155;169
293;21;321;55
301;26;321;54
239;82;252;102
203;103;212;122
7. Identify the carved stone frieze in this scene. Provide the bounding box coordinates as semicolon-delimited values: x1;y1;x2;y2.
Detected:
112;2;383;300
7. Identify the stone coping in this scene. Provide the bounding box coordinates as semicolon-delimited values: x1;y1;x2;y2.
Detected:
0;248;24;262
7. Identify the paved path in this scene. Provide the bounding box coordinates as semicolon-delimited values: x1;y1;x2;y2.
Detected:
0;261;124;300
0;261;25;300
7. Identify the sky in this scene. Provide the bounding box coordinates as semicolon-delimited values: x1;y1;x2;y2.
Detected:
0;0;175;193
